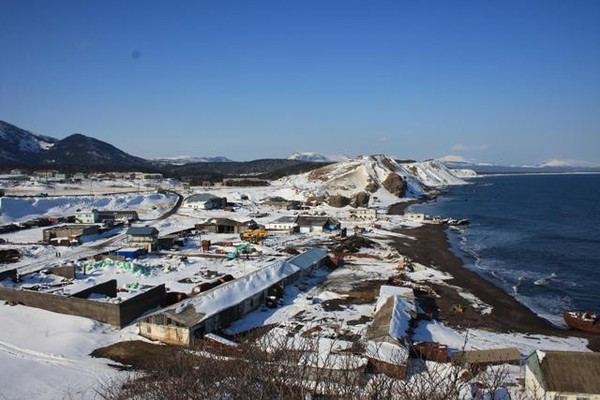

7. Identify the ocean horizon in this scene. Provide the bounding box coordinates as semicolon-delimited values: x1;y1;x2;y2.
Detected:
408;173;600;327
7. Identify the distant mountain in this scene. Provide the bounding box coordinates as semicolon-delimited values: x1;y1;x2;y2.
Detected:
166;158;328;184
535;159;600;169
152;156;233;165
0;120;155;171
288;152;349;163
438;155;600;174
0;120;59;166
44;134;150;170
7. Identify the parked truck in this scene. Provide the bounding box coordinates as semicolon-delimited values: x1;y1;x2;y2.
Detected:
239;229;268;243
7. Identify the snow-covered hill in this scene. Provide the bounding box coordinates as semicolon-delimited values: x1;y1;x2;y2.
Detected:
0;120;58;165
277;155;468;208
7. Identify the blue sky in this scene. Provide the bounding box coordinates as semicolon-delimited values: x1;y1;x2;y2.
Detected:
1;0;599;164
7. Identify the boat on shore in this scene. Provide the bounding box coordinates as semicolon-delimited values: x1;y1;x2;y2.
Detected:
563;310;600;334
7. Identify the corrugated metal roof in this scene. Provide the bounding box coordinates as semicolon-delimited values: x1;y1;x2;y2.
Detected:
536;350;600;394
127;226;158;236
288;247;328;269
453;348;521;365
153;248;327;328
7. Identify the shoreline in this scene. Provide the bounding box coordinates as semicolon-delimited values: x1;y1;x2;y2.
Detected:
388;205;600;352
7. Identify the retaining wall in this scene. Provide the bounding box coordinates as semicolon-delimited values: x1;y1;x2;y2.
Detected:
0;281;166;328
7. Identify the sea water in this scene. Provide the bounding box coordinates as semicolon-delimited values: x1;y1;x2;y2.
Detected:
408;173;600;326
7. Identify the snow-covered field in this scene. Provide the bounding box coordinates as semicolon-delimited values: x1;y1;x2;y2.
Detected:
0;160;590;399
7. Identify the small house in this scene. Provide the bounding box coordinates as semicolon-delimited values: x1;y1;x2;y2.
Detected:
266;216;299;232
184;193;224;210
296;216;341;234
99;210;139;223
43;225;101;245
525;350;600;400
75;210;99;224
196;218;255;234
348;208;378;221
126;226;159;252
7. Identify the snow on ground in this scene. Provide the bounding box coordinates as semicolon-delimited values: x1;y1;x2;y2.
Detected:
413;319;590;356
0;169;590;399
0;192;178;224
2;178;153;197
0;305;137;400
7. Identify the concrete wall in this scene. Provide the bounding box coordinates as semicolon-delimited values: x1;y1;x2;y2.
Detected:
119;284;166;327
139;321;190;346
0;285;122;326
0;281;166;328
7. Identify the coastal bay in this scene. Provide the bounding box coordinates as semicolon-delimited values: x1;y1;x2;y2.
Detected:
389;202;600;352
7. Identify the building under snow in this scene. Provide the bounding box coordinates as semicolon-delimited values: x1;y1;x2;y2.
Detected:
139;248;329;346
184;193;225;210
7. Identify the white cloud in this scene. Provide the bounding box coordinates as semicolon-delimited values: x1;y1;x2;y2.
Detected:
378;135;388;143
451;143;489;152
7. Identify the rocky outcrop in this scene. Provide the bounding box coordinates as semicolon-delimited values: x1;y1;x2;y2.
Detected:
327;195;351;208
382;173;406;198
365;180;379;193
350;191;370;208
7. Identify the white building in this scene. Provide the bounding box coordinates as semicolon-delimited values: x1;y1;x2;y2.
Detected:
266;216;298;231
405;212;425;222
184;193;223;210
75;210;99;224
347;208;378;221
525;350;600;400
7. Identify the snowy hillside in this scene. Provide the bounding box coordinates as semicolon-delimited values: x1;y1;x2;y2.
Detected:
0;120;58;165
0;193;178;224
277;155;468;208
399;160;468;187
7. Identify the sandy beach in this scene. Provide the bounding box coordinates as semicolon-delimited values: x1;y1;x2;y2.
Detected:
388;204;600;352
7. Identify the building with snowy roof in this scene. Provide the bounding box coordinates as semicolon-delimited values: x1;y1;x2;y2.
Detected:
139;248;329;346
364;285;414;378
296;216;341;233
265;215;298;231
184;193;225;210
